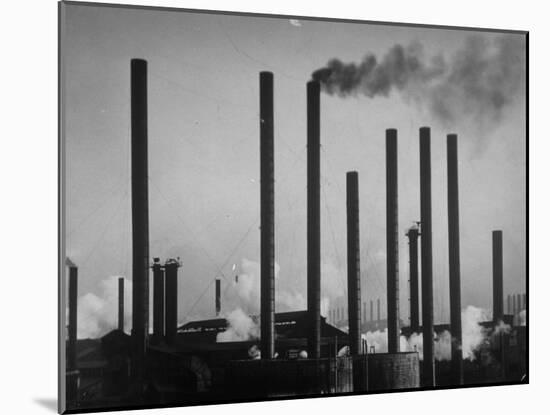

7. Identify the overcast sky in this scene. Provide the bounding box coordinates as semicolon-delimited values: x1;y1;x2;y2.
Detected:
62;3;526;337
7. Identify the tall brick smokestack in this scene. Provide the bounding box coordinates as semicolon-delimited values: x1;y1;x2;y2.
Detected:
347;172;366;391
215;279;221;317
386;128;400;353
406;227;420;333
118;277;124;331
165;259;180;345
492;230;503;323
447;134;463;385
346;171;362;356
130;58;150;383
420;127;435;387
307;80;321;360
152;258;165;344
68;263;78;371
260;71;275;360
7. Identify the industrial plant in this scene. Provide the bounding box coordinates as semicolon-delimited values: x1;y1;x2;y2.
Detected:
63;59;527;412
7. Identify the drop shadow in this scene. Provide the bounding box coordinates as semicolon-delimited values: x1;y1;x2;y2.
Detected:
34;398;57;413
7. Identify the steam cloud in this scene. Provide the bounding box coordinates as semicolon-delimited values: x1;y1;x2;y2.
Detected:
75;276;132;339
216;308;259;342
361;306;506;361
311;35;525;128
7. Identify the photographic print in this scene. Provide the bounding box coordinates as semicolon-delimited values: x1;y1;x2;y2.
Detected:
58;1;527;413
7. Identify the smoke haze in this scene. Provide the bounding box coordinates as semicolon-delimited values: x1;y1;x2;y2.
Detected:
361;305;496;361
311;35;525;130
75;276;132;339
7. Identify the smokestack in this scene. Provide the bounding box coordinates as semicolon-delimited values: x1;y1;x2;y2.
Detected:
346;171;362;356
165;259;180;345
386;129;400;353
260;71;276;360
152;258;165;344
370;300;374;323
447;133;463;385
406;226;420;333
522;293;526;311
507;294;512;314
377;298;381;324
516;293;522;313
130;58;150;382
307;80;321;360
118;277;124;331
512;294;516;316
363;302;366;323
420;127;435;387
492;230;503;323
215;279;221;317
68;263;78;371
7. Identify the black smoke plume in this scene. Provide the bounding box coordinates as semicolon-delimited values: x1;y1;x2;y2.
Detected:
311;35;525;127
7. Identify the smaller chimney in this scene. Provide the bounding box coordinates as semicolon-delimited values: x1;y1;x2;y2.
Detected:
165;258;181;345
492;230;504;323
512;294;516;316
516;293;522;313
377;298;381;324
152;258;165;344
118;277;124;331
507;294;512;314
67;261;78;371
406;226;420;333
215;279;221;317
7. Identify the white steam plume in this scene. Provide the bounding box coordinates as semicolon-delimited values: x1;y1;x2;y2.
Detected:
216;308;259;342
361;306;493;361
75;276;132;339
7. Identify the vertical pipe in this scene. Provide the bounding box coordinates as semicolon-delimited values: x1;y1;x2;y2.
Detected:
420;126;435;387
260;71;275;360
307;80;321;360
130;58;150;382
407;227;420;333
152;259;165;344
492;230;504;322
507;294;512;314
522;293;526;312
215;279;221;317
512;294;516;316
346;171;362;356
363;302;366;324
118;277;124;331
165;259;179;345
516;293;522;313
386;129;400;353
377;299;381;323
68;265;78;371
447;134;463;385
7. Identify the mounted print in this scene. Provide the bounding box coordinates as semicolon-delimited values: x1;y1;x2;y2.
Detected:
58;1;528;413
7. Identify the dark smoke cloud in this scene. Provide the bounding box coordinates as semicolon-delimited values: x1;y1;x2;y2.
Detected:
311;35;525;127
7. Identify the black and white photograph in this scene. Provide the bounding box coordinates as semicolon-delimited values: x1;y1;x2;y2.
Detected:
58;1;527;413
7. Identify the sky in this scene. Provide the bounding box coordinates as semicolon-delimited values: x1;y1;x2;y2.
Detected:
61;3;526;338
